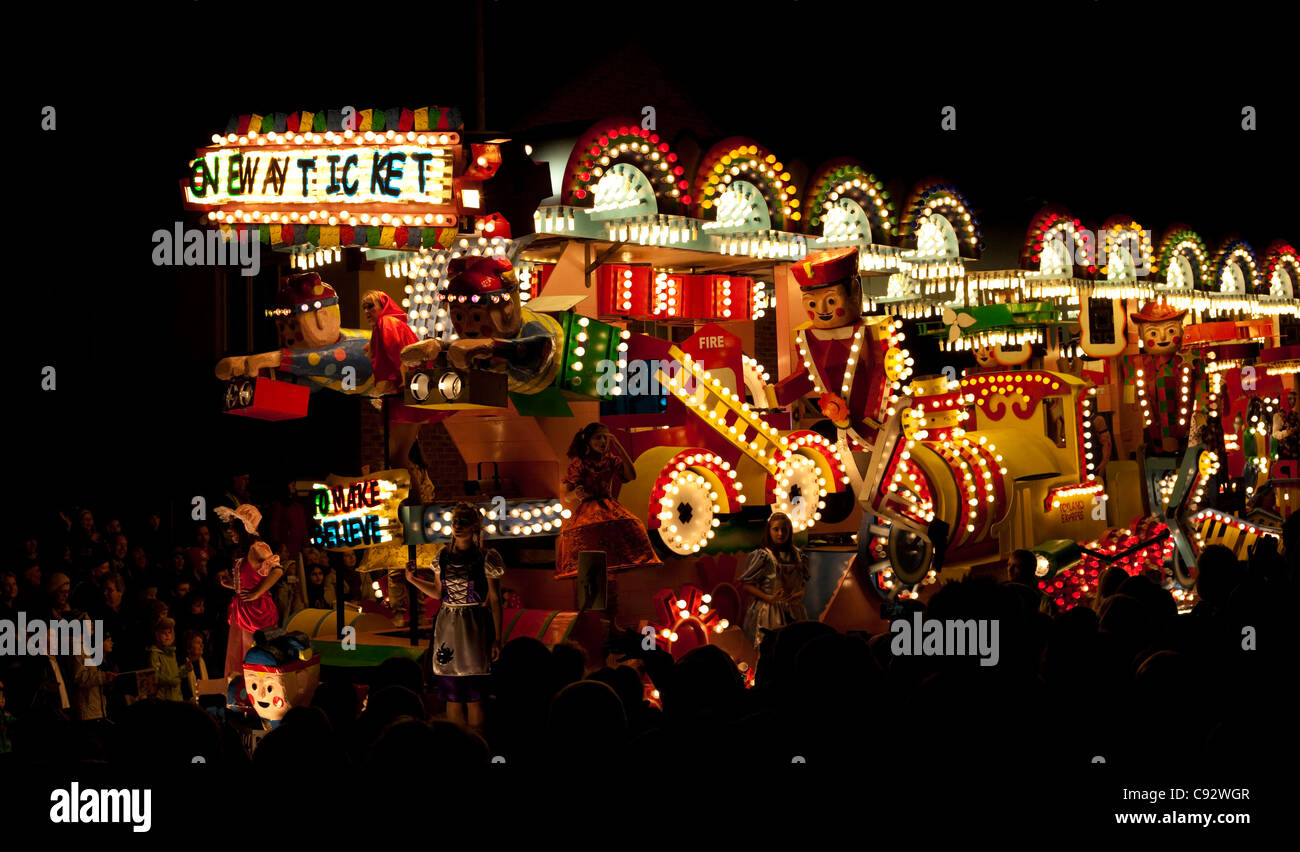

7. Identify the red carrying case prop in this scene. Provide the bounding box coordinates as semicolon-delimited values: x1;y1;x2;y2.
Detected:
223;376;310;421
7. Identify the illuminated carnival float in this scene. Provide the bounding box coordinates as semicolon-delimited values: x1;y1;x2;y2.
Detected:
196;109;1297;687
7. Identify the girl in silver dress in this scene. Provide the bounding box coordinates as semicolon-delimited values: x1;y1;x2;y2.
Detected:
405;502;504;735
739;512;809;649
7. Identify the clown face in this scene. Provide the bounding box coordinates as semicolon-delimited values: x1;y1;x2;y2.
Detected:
1138;318;1184;357
973;344;997;369
243;661;320;726
277;306;342;349
449;292;523;340
802;280;861;330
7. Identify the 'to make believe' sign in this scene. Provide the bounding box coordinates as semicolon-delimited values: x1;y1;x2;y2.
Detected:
307;470;410;551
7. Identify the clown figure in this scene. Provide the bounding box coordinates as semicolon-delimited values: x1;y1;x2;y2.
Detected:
216;272;374;395
400;255;563;396
1126;301;1197;455
242;629;321;730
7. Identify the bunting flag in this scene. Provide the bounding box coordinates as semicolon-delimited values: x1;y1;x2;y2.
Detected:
250;223;455;250
224;107;462;136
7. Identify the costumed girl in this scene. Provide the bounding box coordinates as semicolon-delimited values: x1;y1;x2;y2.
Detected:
362;289;449;503
556;423;663;579
216;505;283;678
404;502;503;734
738;512;809;649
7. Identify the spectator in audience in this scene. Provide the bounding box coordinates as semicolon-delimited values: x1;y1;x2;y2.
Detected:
1003;548;1055;616
164;548;189;586
0;682;15;753
1;570;19;621
550;641;587;697
0;574;23;694
1193;544;1240;617
17;562;43;612
71;618;114;723
93;573;139;671
178;594;211;647
106;533;130;577
187;524;216;576
70;510;107;572
137;510;168;567
222;473;253;512
70;561;112;615
148;618;185;702
305;563;333;609
311;680;359;745
45;572;74;621
127;545;161;589
183;630;210;684
28;623;73;718
547;680;626;767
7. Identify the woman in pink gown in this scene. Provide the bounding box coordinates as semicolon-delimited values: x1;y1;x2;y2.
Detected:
216;505;283;678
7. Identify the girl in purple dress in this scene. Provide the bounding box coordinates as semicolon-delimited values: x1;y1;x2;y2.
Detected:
405;502;503;735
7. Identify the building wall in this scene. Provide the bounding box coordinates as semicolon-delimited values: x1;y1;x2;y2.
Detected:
360;405;470;500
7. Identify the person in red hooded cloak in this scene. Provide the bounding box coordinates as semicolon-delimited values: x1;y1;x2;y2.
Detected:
363;290;449;500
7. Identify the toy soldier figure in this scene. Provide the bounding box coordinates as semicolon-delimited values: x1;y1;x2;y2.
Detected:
768;247;892;445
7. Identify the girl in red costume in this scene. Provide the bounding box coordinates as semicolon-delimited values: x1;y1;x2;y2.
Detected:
363;290;449;501
556;423;663;579
216;505;283;678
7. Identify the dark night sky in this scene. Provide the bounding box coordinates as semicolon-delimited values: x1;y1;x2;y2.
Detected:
15;1;1296;527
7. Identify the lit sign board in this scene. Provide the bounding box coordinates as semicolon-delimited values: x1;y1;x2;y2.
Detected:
185;145;456;209
307;470;409;550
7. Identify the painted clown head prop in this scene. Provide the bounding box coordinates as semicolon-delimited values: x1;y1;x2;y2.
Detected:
271;272;342;349
793;247;862;330
1130;301;1187;359
444;255;523;340
242;628;321;729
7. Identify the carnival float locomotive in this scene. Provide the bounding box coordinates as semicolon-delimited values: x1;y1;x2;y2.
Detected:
198;106;1297;685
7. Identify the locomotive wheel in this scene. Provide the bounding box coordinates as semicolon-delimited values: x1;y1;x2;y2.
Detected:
889;527;933;585
857;512;932;598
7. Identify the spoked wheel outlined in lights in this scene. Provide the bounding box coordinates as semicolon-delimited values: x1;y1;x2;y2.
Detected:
856;510;935;600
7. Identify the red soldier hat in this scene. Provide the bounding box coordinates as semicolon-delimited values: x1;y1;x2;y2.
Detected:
444;255;518;297
268;272;339;318
791;247;860;291
1129;300;1188;325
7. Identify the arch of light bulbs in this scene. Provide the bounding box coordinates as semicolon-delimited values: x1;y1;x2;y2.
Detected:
1153;230;1210;289
696;142;798;229
1210;242;1260;295
804;162;895;237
